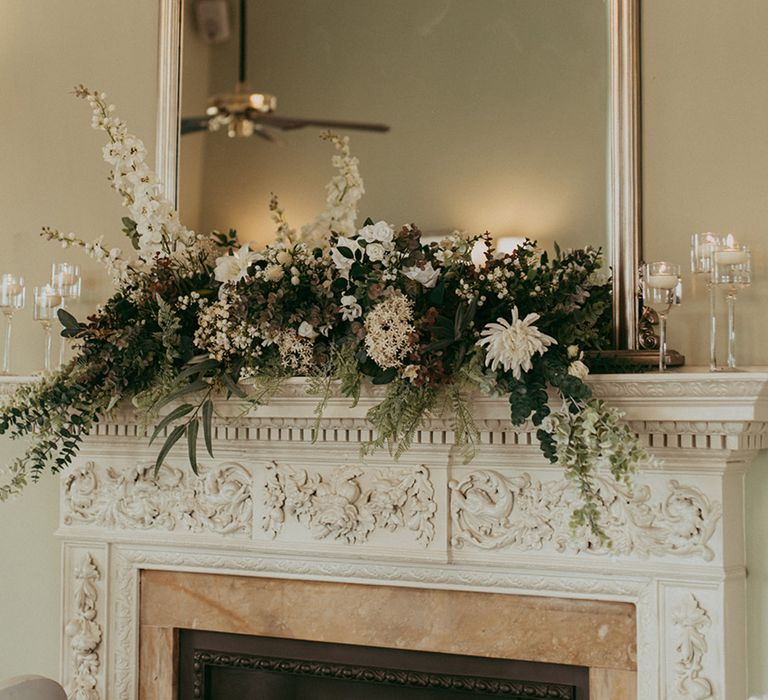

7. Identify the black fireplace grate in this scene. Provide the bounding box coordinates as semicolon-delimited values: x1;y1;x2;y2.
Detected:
178;630;589;700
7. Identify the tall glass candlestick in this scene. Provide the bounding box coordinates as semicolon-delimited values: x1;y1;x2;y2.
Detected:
711;243;751;370
0;274;26;375
691;233;725;371
642;262;681;372
33;285;63;373
51;263;82;367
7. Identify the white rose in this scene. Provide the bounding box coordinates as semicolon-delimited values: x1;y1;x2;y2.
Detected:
358;221;394;247
568;360;590;380
276;250;292;266
366;242;386;262
402;262;441;289
214;244;259;284
298;321;318;340
567;344;581;359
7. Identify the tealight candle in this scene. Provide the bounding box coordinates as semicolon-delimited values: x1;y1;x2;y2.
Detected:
645;273;679;290
714;248;749;265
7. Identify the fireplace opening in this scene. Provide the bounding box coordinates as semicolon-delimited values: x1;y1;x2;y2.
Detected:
178;630;590;699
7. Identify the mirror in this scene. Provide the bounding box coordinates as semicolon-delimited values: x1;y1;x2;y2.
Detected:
157;0;641;349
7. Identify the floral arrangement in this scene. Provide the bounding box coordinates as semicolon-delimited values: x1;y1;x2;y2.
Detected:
0;87;646;539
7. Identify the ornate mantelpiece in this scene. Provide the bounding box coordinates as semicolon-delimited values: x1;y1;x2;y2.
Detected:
4;370;767;699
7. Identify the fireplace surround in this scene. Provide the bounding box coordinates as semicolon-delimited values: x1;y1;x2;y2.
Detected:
12;369;763;699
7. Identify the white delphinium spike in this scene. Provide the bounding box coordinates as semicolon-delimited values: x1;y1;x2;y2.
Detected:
73;85;195;264
476;307;556;379
300;132;364;249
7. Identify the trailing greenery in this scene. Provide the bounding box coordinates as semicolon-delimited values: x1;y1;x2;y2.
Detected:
0;86;648;542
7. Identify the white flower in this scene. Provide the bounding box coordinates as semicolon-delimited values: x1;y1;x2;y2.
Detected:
339;294;362;321
358;221;394;247
365;242;386;262
402;262;441;288
568;360;590;380
567;344;581;360
264;264;284;282
298;321;318;340
476;307;556;379
401;364;419;381
330;236;360;277
364;292;415;369
276;250;292;266
213;244;259;284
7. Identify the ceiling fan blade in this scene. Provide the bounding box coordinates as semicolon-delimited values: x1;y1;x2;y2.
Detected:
250;113;390;133
180;116;212;135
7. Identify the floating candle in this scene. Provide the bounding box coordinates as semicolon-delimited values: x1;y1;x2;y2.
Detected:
645;273;679;290
714;249;748;265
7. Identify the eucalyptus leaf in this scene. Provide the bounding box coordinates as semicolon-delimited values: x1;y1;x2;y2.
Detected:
149;403;194;445
187;418;199;475
202;398;214;458
154;424;186;476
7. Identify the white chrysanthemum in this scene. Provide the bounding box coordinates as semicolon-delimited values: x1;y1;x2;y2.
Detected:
364;292;415;369
476;307;556;379
213;243;259;284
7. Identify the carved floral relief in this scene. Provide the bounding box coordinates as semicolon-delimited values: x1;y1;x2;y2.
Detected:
263;461;436;546
65;554;102;700
449;469;721;558
63;460;252;535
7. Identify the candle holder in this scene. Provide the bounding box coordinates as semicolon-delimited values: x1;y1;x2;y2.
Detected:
51;263;82;367
33;285;63;373
691;233;726;371
711;244;751;371
0;274;26;375
641;262;681;372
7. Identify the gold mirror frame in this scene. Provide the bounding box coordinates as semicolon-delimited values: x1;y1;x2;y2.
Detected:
155;0;642;352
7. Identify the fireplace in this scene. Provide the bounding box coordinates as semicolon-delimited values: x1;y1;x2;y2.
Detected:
139;571;636;699
51;373;768;698
177;631;591;699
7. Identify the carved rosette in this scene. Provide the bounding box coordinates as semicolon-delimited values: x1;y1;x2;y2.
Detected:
65;554;102;700
63;461;253;535
449;470;721;558
672;594;714;699
263;462;436;546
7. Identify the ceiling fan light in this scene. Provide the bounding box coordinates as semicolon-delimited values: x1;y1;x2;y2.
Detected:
248;93;276;113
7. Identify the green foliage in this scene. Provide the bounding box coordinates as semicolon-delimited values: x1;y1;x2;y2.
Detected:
364;380;438;459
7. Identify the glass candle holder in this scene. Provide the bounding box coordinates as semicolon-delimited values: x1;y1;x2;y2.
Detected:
691;233;726;371
51;262;81;299
33;285;63;373
711;244;751;370
0;274;26;375
51;263;82;367
642;262;681;372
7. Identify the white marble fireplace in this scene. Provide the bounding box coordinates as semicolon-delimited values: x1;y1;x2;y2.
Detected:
34;370;768;698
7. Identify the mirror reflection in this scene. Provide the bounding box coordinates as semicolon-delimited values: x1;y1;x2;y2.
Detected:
179;0;608;250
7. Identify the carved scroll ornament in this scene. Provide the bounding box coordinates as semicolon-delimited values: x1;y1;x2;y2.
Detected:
263;461;436;546
673;594;714;699
449;470;721;559
65;554;102;700
63;460;253;535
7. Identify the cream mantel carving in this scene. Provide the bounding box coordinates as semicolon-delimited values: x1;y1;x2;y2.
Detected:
2;369;762;699
64;554;102;700
63;460;252;535
449;470;721;558
263;461;436;546
673;594;715;699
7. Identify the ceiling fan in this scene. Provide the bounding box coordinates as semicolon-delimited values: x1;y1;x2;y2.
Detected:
181;0;390;140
